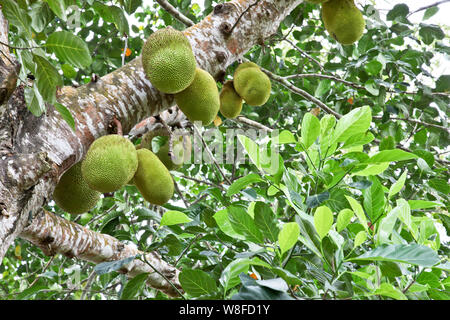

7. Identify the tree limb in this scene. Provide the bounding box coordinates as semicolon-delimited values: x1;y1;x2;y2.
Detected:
155;0;195;27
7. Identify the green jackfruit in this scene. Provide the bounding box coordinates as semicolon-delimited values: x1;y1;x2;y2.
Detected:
219;80;243;119
175;68;220;126
133;148;174;205
233;62;271;106
53;162;101;215
142;27;197;94
322;0;365;45
156;134;191;171
81;135;138;193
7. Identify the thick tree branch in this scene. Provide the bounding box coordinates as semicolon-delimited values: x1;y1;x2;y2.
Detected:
20;209;182;297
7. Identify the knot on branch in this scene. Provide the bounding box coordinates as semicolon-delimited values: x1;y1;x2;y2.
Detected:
219;22;232;35
213;3;234;15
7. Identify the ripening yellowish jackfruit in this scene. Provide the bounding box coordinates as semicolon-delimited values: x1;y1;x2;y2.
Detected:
175;68;220;126
233;62;271;106
133;148;174;205
53;162;101;215
81;135;138;193
220;81;243;119
322;0;365;45
142;27;197;94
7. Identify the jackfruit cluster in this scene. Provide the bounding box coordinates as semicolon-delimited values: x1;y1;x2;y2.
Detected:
232;62;271;107
175;68;220;126
52;162;101;215
321;0;365;45
142;27;197;94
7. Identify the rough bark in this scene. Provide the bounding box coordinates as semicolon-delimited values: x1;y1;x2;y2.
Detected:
20;209;182;297
0;0;304;294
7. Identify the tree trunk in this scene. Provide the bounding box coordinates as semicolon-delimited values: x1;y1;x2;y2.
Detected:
0;0;304;294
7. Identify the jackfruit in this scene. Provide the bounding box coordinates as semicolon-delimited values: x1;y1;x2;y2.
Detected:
81;135;138;193
175;68;220;126
53;162;101;215
142;27;197;94
156;134;191;171
322;0;365;45
233;62;271;106
219;80;243;119
133;148;174;205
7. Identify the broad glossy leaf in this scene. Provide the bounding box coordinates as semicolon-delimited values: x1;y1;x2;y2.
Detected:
313;206;333;240
45;31;92;68
278;222;300;254
179;269;217;297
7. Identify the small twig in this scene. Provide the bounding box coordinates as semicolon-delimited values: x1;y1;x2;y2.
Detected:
113;117;123;136
192;124;232;185
141;255;185;299
174;233;203;267
121;34;128;66
229;0;260;34
0;40;40;50
373;116;449;133
177;174;223;188
260;66;343;119
80;270;96;300
155;0;194;27
284;39;325;72
234;116;274;132
173;178;189;208
407;0;450;17
284;73;364;90
28;255;55;288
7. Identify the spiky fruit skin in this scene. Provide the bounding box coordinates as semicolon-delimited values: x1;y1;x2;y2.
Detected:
175;68;220;126
53;162;101;215
81;135;138;193
233;63;271;106
133;149;174;205
220;81;243;119
142;27;197;94
322;0;365;45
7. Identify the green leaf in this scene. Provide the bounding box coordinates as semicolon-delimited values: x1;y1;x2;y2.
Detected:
45;31;92;68
301;113;320;149
362;176;386;221
45;0;67;20
277;130;296;144
213;209;245;240
373;283;407;300
226;174;263;197
331;106;372;145
238;134;261;170
349;244;440;267
428;178;450;195
54;103;75;131
122;0;142;14
179;269;217;297
387;4;409;21
228;206;264;244
306;191;330;209
419;24;445;45
120;273;148;300
337;209;353;232
388;170;408;199
0;0;32;37
313;206;333;240
278;222;300;255
364;79;379;96
365;60;383;75
61;63;77;79
365;149;418;164
408;200;442;210
160;210;192;226
24;85;45;117
314;79;331;97
423;6;439;20
254;202;279;242
33;54;62;104
353;162;389;176
354;231;367;248
109;5;130;34
345;196;369;233
29;2;53;33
